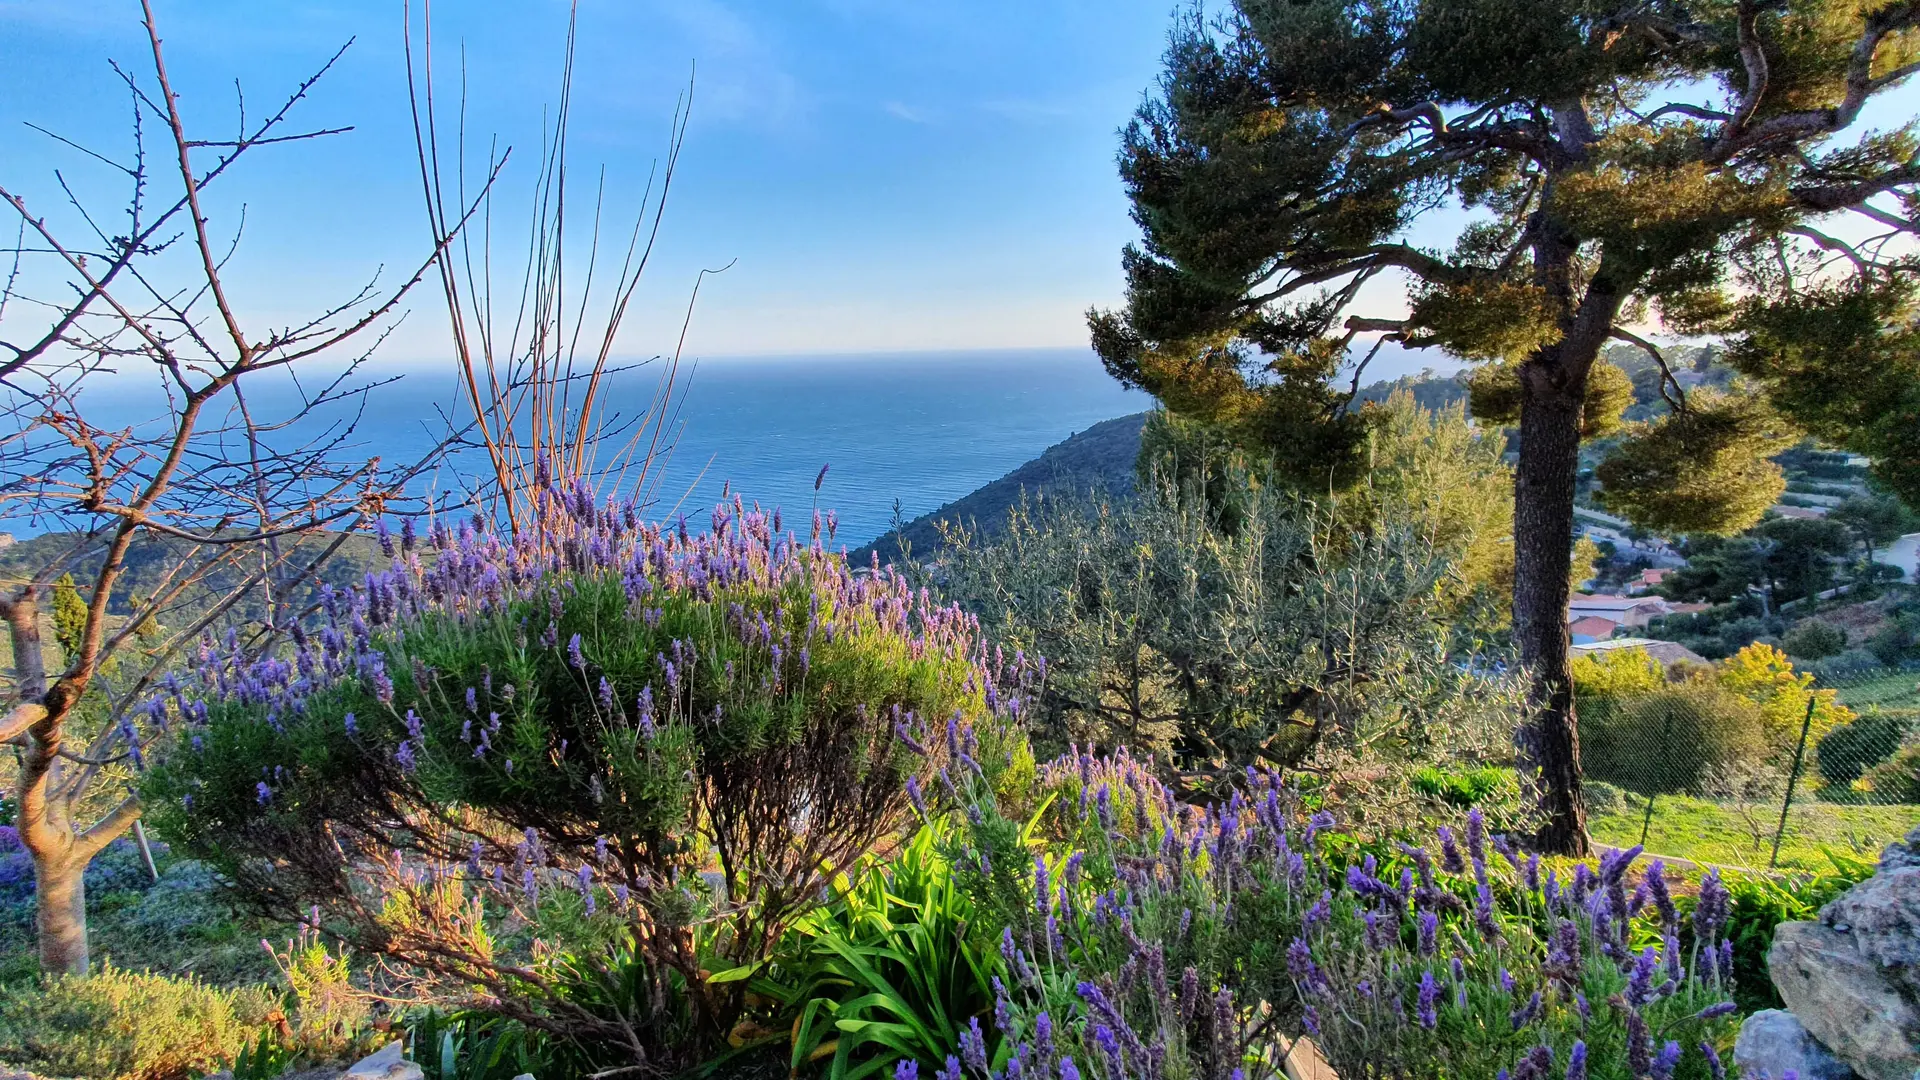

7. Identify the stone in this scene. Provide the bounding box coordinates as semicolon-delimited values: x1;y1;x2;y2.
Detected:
1877;823;1920;872
1734;1010;1861;1080
1770;920;1920;1080
1821;865;1920;998
343;1041;424;1080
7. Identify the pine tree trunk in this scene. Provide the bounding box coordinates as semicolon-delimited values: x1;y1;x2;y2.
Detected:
35;856;88;975
1512;365;1592;857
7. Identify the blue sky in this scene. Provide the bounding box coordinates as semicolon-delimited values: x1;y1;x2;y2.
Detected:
7;3;1916;370
0;0;1177;360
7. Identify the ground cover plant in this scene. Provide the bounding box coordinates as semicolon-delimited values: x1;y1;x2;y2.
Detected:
0;829;282;989
0;965;277;1080
142;477;1032;1076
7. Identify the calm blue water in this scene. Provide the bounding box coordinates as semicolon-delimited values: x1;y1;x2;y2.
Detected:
26;349;1146;548
575;349;1148;544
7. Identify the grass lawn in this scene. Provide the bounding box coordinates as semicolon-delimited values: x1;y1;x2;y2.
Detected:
1591;791;1917;871
1828;669;1920;710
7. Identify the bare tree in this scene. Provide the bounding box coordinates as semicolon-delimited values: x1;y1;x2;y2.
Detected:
0;1;475;974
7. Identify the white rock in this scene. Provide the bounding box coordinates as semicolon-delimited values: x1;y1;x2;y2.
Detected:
343;1041;425;1080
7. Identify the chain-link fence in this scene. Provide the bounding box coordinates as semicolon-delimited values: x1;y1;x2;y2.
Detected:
1579;658;1920;871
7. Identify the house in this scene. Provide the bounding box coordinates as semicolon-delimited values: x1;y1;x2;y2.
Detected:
1570;637;1708;668
1568;615;1620;644
1567;593;1672;628
1625;568;1669;595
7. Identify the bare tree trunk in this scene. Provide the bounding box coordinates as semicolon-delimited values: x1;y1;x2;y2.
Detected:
2;590;93;974
34;856;87;975
1512;360;1592;856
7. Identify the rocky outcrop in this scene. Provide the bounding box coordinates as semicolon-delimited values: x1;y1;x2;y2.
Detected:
1741;824;1920;1080
1770;922;1917;1080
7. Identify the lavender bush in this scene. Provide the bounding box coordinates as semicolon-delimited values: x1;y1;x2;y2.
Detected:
917;743;1741;1080
142;477;1032;1074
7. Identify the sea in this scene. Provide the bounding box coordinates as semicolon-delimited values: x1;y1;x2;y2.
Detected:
17;343;1456;548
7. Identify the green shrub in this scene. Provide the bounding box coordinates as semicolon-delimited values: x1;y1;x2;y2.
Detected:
1582;779;1627;815
1409;765;1514;808
0;965;275;1080
1720;850;1876;1013
145;493;1028;1074
930;399;1525;786
1816;710;1915;785
1783;619;1847;660
263;923;371;1060
1866;617;1918;666
1860;741;1920;802
1808;648;1887;681
1580;683;1771;795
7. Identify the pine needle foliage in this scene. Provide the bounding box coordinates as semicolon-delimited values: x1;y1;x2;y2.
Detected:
1092;0;1920;850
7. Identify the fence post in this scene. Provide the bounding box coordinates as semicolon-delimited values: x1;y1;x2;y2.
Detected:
1639;705;1677;848
1769;694;1820;870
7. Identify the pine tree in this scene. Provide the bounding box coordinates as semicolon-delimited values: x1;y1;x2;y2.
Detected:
1094;0;1920;852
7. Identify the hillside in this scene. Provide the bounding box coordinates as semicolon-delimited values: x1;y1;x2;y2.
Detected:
850;411;1148;565
849;371;1480;567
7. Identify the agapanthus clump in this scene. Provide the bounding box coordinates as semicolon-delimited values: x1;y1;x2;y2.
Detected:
142;473;1033;1075
916;741;1740;1080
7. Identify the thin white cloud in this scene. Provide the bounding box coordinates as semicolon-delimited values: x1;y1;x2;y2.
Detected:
643;0;808;131
883;100;931;124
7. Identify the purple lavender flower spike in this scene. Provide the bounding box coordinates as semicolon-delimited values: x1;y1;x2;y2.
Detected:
1416;970;1439;1029
935;1057;962;1080
894;1060;917;1080
1650;1041;1680;1080
1699;1044;1726;1080
961;1017;988;1072
1626;946;1658;1006
1512;1045;1554;1080
1564;1041;1587;1080
1438;826;1466;874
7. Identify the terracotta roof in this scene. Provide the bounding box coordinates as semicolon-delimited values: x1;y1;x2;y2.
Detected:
1569;616;1619;637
